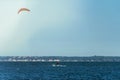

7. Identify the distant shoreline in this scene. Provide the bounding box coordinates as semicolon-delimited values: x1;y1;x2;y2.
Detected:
0;56;120;62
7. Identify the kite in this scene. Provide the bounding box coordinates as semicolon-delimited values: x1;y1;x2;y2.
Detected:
18;8;30;14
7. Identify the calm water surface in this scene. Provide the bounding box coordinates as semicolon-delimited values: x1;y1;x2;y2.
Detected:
0;62;120;80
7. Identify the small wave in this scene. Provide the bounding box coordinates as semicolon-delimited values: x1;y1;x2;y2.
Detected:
52;64;66;67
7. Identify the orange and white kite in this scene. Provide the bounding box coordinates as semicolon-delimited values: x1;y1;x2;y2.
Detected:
18;8;30;14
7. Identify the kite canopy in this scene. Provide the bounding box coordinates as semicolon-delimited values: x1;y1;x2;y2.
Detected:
18;8;30;14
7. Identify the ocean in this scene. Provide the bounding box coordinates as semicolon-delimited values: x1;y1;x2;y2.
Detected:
0;62;120;80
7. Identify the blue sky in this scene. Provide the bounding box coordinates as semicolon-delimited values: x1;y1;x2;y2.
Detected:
0;0;120;56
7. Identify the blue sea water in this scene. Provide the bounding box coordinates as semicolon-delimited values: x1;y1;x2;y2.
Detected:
0;62;120;80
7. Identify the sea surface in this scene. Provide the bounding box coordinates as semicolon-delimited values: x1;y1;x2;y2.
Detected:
0;62;120;80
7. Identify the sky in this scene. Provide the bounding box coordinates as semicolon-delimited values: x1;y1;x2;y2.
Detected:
0;0;120;56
